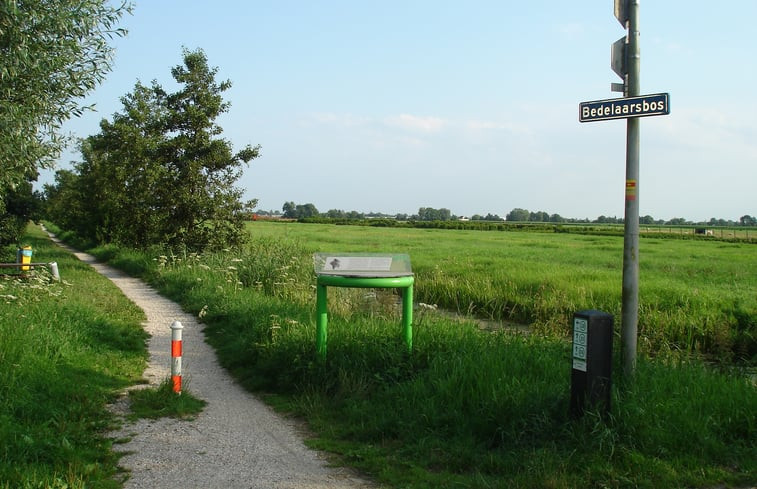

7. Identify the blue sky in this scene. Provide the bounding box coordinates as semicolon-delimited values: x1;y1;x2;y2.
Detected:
43;1;756;221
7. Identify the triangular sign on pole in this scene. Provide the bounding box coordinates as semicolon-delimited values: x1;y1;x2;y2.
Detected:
611;36;627;80
614;0;629;27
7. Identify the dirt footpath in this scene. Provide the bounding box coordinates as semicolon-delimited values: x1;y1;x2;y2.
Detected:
49;233;376;489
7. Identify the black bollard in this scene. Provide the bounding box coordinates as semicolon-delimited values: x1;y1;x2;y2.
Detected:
570;310;613;417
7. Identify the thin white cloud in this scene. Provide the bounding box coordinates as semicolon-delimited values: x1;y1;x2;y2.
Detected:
307;112;369;127
650;36;688;56
309;111;529;136
657;106;757;159
383;114;448;133
464;120;507;130
557;22;585;39
463;119;536;137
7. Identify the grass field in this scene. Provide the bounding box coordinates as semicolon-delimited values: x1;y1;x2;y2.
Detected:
247;221;757;362
59;219;754;489
0;225;148;488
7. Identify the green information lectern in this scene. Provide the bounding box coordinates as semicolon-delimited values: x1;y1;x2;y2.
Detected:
313;253;414;359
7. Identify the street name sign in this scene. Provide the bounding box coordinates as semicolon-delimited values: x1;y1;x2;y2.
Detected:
579;93;669;123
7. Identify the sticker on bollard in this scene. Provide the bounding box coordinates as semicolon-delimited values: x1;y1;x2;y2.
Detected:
572;318;588;372
18;246;33;271
170;321;184;394
570;310;613;417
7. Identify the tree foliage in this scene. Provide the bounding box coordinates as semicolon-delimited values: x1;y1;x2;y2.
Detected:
324;209;365;219
505;208;530;222
0;181;43;245
0;0;130;189
416;207;453;221
0;0;130;244
282;201;319;219
740;215;756;226
45;48;260;250
471;213;503;221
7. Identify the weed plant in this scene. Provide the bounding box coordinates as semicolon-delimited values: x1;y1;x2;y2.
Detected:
0;225;148;488
81;228;756;488
127;379;206;420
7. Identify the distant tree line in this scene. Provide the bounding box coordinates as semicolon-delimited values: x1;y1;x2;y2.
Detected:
504;208;757;227
274;203;756;229
471;213;504;221
414;207;453;221
280;203;456;221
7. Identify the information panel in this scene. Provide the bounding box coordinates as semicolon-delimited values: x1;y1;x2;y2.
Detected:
313;252;412;278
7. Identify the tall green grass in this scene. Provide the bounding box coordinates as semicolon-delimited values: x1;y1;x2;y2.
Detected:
80;229;756;488
0;225;148;488
247;222;757;362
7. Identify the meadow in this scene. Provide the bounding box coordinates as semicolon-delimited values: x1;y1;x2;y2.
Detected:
75;220;755;488
249;221;757;362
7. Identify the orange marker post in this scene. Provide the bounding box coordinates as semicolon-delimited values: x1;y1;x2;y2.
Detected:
170;321;183;394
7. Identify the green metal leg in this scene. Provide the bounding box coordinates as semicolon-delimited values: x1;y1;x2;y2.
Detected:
316;284;328;360
402;284;413;351
315;275;414;359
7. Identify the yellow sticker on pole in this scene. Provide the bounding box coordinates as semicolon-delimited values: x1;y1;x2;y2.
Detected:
625;180;637;201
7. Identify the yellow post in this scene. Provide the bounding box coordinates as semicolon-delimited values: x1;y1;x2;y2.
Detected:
20;246;32;271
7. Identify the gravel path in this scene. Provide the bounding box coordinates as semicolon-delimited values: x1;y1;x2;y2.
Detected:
48;232;376;489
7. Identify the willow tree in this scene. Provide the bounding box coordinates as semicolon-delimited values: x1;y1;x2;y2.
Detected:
0;0;130;244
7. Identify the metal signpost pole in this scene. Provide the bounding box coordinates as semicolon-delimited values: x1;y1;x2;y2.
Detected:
583;1;667;379
621;0;640;378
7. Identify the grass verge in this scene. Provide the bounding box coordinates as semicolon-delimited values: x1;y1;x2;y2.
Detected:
0;224;148;488
128;379;206;421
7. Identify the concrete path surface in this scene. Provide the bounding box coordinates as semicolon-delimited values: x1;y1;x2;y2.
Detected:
47;232;376;489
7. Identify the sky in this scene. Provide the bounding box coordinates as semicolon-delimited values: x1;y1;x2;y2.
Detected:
41;1;757;222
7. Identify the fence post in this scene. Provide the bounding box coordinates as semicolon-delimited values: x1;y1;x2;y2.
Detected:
170;321;184;394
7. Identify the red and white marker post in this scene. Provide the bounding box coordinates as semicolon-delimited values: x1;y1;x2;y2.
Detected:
170;321;184;394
